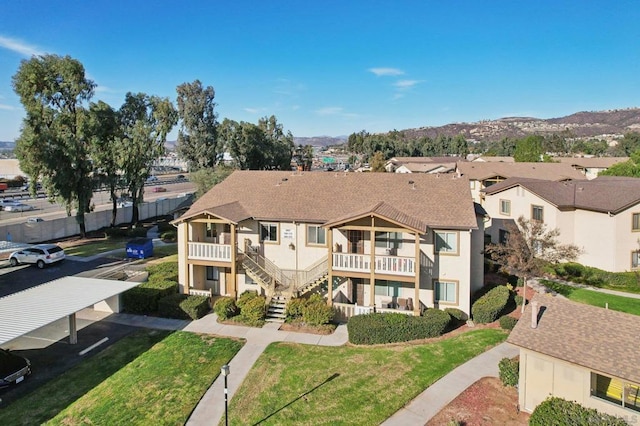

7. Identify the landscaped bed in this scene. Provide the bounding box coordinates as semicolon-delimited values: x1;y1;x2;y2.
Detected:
541;280;640;316
0;330;243;425
226;328;507;425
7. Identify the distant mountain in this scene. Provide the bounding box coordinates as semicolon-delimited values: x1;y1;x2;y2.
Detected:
293;136;348;147
0;141;15;150
400;108;640;142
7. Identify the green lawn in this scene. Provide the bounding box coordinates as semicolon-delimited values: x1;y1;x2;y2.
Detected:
227;328;507;425
541;280;640;316
0;330;242;426
64;240;177;258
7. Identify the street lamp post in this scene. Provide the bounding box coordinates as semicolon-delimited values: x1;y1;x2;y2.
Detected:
221;364;230;426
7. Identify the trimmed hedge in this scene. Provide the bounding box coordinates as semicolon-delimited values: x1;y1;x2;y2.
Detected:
444;307;466;321
499;315;518;330
529;397;628;426
236;290;259;309
158;294;210;320
498;357;519;386
472;285;510;323
214;297;238;320
123;279;178;314
286;294;334;326
146;262;179;283
238;294;266;326
285;298;307;320
348;311;451;345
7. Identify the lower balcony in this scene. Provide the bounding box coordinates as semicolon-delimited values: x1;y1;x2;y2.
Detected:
188;242;232;262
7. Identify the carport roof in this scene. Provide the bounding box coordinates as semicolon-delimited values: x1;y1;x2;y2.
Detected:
0;276;140;346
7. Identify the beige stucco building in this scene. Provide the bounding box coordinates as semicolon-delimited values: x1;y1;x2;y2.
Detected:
483;176;640;272
172;170;485;320
508;294;640;419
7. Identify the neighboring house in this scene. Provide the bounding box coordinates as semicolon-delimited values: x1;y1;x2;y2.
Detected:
172;170;485;320
482;176;640;272
555;157;629;179
456;161;586;203
470;156;515;163
508;294;640;418
385;156;464;173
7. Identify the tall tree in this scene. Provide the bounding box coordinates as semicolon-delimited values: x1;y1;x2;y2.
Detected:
486;216;581;311
119;92;177;224
513;135;545;162
370;151;386;172
258;115;294;170
293;144;314;171
12;54;95;236
85;100;124;227
176;80;219;171
599;149;640;177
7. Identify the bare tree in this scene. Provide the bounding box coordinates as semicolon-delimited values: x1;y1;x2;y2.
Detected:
486;216;582;311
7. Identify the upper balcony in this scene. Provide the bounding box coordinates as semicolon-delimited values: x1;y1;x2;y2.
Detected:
188;242;232;262
332;252;416;277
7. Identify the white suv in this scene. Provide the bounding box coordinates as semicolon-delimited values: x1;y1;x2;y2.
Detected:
9;244;65;269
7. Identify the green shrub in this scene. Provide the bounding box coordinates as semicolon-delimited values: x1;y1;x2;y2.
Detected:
236;290;259;309
146;261;179;282
160;230;176;242
514;295;524;306
348;311;450;345
302;296;334;326
214;297;238;320
472;285;510;323
285;298;307;320
238;294;266;326
529;397;627;426
563;262;585;277
498;357;519;387
158;294;209;320
157;221;174;233
444;307;466;321
499;315;518;330
123;279;178;314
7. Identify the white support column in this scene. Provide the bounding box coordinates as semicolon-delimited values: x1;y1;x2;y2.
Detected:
68;313;77;344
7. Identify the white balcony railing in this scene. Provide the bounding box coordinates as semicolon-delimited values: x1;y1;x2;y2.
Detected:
332;253;415;276
188;242;232;262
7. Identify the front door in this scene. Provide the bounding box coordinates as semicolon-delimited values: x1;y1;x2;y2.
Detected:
348;230;364;254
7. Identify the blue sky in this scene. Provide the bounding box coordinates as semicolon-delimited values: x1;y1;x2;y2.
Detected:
0;1;639;141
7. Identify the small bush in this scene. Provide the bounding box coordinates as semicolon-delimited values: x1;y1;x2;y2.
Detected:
146;261;179;282
499;315;518;330
472;285;510;323
157;221;174;233
214;297;238;320
236;290;259;309
498;357;519;387
348;311;450;345
529;397;627;426
285;298;307;320
514;295;524;306
444;307;466;321
238;294;266;326
160;230;176;242
158;294;209;320
302;296;334;326
123;279;178;314
563;262;585;277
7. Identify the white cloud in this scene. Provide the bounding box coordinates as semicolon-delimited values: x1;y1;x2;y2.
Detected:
244;107;267;114
315;107;343;116
0;104;17;111
369;67;405;77
393;79;422;89
0;35;45;57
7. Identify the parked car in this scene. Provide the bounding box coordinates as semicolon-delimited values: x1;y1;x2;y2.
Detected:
152;186;167;193
4;203;35;212
0;349;31;388
26;217;44;223
117;199;133;208
146;175;159;182
0;199;20;210
177;174;186;179
9;244;65;269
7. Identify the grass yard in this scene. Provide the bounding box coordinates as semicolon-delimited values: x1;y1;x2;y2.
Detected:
62;238;128;256
0;330;242;426
227;328;507;426
541;280;640;316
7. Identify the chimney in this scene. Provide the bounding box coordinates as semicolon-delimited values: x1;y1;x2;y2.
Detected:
530;301;539;329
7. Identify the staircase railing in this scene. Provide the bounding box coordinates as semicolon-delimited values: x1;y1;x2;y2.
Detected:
241;253;276;297
294;255;329;294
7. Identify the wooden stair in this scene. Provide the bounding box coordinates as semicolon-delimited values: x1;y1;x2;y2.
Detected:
266;294;287;323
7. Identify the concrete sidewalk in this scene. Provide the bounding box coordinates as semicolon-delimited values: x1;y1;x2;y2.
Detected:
382;342;519;425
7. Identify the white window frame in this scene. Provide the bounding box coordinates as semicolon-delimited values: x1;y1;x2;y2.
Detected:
306;225;326;246
434;280;457;304
499;199;511;216
434;231;459;255
633;213;640;232
260;222;279;243
532;205;544;222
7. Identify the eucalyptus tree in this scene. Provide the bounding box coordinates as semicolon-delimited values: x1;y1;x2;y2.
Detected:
12;54;95;236
85;101;124;227
118;92;177;224
176;80;220;171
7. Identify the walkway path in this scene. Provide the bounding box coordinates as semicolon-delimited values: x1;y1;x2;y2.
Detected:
529;277;640;300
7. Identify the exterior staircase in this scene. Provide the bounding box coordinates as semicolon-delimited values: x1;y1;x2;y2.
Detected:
266;294;287;323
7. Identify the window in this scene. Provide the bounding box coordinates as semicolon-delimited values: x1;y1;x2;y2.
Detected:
633;213;640;231
532;205;544;222
500;199;511;215
260;222;278;243
633;252;640;269
307;225;326;245
435;231;458;254
499;229;509;245
591;373;640;413
375;232;403;249
206;266;219;281
205;223;216;239
435;281;457;303
375;281;400;297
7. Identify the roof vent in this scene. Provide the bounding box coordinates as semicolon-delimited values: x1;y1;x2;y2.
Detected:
408;180;414;185
577;187;584;191
531;301;539;329
282;178;288;182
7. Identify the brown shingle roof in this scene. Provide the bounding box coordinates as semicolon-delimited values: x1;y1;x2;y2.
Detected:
177;170;478;231
483;176;640;214
402;162;457;173
508;293;640;383
389;156;465;164
457;162;586;181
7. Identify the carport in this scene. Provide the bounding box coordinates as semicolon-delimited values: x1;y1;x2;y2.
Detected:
0;276;140;346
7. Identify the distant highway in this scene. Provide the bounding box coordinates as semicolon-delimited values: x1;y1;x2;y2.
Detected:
0;176;196;225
